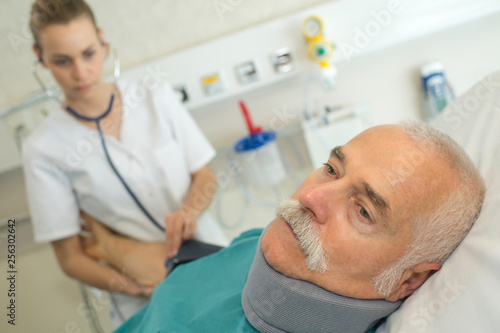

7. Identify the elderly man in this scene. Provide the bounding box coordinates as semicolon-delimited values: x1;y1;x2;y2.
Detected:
84;121;485;333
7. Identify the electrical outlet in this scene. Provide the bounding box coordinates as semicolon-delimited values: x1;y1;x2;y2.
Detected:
271;48;294;74
201;72;224;96
235;61;259;84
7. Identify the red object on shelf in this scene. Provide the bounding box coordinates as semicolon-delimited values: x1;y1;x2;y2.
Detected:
239;100;262;135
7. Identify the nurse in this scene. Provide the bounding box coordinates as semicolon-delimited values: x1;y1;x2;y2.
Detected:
23;0;228;326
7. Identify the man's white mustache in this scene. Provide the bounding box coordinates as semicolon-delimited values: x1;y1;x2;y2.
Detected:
275;200;329;273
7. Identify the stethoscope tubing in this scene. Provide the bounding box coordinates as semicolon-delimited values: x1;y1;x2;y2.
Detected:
95;120;165;232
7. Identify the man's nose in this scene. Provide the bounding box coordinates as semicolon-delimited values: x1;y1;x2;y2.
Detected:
298;181;345;225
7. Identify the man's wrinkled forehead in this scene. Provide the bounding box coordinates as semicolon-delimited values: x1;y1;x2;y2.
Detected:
344;125;427;190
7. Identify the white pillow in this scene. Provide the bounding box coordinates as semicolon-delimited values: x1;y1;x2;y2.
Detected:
378;69;500;332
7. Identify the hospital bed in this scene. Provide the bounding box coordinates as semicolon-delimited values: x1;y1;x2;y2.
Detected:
377;69;500;332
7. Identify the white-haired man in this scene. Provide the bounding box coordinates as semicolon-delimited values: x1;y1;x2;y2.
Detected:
84;121;485;333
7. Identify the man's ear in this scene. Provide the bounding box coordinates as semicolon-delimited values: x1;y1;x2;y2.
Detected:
385;262;441;302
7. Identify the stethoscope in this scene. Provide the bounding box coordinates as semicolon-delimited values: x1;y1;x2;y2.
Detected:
32;44;165;232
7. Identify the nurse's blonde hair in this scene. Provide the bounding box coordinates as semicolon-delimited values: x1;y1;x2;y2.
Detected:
30;0;98;48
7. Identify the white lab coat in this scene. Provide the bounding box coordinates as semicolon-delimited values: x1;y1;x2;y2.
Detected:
22;79;228;325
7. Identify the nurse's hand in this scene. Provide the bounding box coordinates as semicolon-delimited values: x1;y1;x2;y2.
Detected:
81;212;168;287
165;209;197;258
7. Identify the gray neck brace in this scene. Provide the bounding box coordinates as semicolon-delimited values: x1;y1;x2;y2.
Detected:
241;233;403;333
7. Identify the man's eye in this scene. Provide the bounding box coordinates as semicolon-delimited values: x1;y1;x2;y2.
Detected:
323;163;336;176
359;206;371;220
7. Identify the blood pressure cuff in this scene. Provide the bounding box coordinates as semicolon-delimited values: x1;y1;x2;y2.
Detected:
164;240;223;277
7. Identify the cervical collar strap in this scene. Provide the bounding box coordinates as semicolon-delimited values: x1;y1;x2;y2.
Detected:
241;233;403;333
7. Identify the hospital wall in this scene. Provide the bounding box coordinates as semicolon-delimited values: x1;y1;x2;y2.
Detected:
0;0;329;108
1;1;500;333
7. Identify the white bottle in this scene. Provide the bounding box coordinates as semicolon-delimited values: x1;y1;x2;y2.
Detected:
421;62;455;123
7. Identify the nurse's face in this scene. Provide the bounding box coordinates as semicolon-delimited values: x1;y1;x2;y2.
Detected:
262;126;453;300
34;16;106;102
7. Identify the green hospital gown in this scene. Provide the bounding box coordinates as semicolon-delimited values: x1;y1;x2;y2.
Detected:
114;229;261;333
